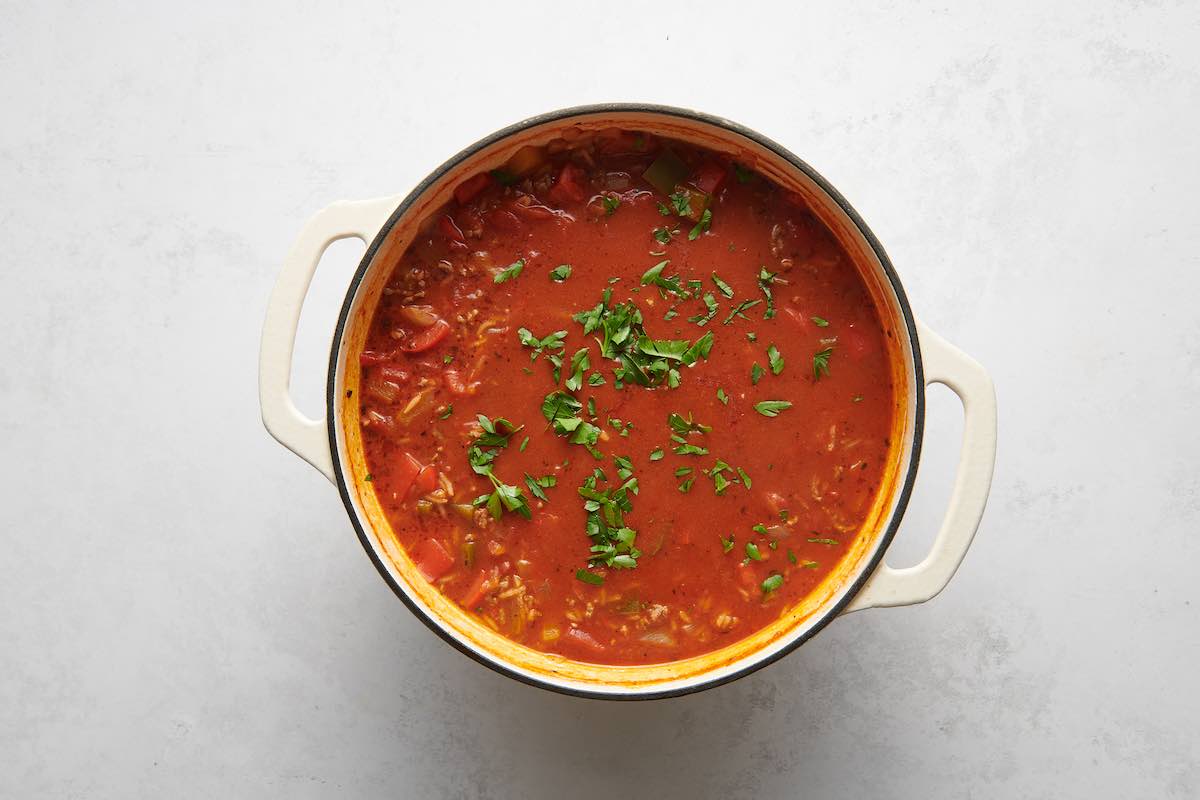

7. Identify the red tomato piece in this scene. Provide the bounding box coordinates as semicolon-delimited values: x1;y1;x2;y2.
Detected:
547;163;588;205
412;465;439;497
413;538;455;581
453;172;492;205
459;570;489;608
398;319;451;354
438;214;467;246
392;452;423;500
484;208;524;234
690;160;727;194
359;349;396;367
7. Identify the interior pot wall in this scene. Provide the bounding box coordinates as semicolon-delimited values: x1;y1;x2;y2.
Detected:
329;109;920;697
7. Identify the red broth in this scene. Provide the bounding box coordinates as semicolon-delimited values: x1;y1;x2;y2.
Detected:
356;130;896;665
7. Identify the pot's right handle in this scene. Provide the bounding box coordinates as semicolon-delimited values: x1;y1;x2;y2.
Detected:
259;197;397;482
843;321;997;612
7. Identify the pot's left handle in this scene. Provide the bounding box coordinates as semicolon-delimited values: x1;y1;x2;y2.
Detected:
259;197;397;482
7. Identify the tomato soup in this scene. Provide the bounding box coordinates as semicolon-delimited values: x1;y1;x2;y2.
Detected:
355;129;896;666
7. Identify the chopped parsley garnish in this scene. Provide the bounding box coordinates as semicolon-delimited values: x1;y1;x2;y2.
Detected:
668;189;693;217
438;404;454;419
517;327;567;361
576;569;604;586
653;227;675;244
613;454;635;480
761;574;784;593
811;315;829;327
757;267;777;319
565;347;590;392
723;298;762;325
736;466;752;488
813;346;834;380
573;288;712;389
668;412;712;436
787;548;798;564
493;258;525;284
468;415;531;521
588;372;606;386
678;477;696;492
674;467;694;477
752;523;769;535
688;208;712;240
717;387;729;405
753;400;793;417
687;292;719;326
767;344;784;375
751;363;764;385
523;473;557;502
549;264;573;282
656;201;672;216
746;332;757;342
364;473;374;482
649;448;664;461
519;436;529;452
745;542;764;561
443;353;454;364
711;272;734;299
808;537;839;546
721;533;735;553
602;194;621;215
579;471;641;569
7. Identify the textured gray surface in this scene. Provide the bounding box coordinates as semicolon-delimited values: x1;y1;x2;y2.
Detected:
3;2;1198;797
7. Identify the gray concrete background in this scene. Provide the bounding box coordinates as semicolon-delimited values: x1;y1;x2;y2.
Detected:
3;2;1198;797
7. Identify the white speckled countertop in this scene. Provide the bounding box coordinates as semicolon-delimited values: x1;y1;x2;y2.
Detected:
3;2;1198;797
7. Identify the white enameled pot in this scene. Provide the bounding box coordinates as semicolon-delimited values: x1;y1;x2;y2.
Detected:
259;105;997;699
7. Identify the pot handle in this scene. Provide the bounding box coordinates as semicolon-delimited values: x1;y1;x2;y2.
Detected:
258;197;397;482
843;321;997;612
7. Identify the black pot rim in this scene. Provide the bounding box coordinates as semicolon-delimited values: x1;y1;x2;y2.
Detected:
324;103;925;701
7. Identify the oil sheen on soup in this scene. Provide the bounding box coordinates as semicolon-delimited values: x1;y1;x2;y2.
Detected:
356;128;896;666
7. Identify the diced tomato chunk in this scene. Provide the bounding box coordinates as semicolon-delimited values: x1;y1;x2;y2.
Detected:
690;160;727;194
359;349;392;366
392;452;423;500
453;172;492;205
413;465;439;496
438;214;467;246
413;538;455;581
547;162;588;205
443;368;480;397
459;570;489;608
398;318;451;354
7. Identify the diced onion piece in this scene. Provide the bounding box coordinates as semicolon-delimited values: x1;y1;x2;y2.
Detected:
398;305;439;328
638;631;677;648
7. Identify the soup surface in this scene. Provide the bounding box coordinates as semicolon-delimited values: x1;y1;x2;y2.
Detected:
355;129;896;665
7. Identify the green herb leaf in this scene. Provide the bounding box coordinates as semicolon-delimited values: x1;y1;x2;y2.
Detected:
519;436;530;452
723;298;762;325
754;400;793;417
565;347;590;392
687;292;719;326
678;476;696;493
751;363;764;385
813;346;833;380
811;315;829;327
493;258;525;284
438;404;454;419
602;194;621;215
653;227;674;245
524;473;557;502
761;574;784;593
745;542;764;561
757;267;777;319
668;190;693;217
767;344;784;375
549;264;573;282
649;448;664;461
576;569;604;586
721;533;735;553
717;387;729;405
807;537;839;545
736;466;752;488
711;272;734;299
688;208;712;241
